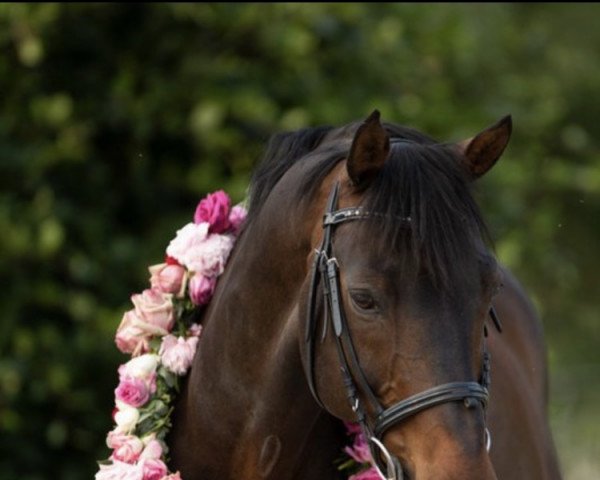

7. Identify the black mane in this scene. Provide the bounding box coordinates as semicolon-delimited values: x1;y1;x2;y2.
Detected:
247;125;333;217
247;121;490;292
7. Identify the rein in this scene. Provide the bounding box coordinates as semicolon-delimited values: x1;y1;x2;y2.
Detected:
305;182;496;480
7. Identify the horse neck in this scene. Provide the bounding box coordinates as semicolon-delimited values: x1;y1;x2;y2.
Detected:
170;188;340;479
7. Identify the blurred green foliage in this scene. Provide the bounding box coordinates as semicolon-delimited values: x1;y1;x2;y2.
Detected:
0;4;598;479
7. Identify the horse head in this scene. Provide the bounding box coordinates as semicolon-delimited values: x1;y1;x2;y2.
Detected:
297;111;512;479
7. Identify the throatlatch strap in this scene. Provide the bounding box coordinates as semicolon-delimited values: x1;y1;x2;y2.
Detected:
304;250;324;408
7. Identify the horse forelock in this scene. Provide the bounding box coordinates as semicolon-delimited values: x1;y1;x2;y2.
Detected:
357;137;492;296
246;120;491;297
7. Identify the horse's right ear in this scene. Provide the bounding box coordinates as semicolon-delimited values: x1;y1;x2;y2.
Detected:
346;110;390;189
456;115;512;179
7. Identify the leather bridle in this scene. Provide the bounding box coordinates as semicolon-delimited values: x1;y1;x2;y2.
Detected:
304;181;499;480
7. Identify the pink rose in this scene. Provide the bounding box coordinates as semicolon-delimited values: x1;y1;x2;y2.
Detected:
165;222;210;267
95;460;143;480
115;377;151;408
131;289;175;334
141;459;168;480
187;323;203;337
140;438;163;460
111;436;144;464
344;431;372;464
106;430;130;450
183;233;234;276
188;274;216;306
194;190;231;233
115;311;150;356
345;421;363;435
159;335;199;375
149;263;187;297
228;204;247;234
115;289;174;355
349;466;381;480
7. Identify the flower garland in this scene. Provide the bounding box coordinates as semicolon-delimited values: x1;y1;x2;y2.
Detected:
96;190;377;480
339;423;381;479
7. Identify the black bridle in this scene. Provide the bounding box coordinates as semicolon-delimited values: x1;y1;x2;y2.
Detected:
304;181;497;480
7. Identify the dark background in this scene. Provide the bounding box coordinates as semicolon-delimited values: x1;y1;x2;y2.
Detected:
0;4;598;479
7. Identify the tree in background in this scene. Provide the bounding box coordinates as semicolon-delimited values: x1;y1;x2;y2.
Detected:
0;4;598;479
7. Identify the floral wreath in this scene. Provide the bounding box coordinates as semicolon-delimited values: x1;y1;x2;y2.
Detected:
96;191;379;480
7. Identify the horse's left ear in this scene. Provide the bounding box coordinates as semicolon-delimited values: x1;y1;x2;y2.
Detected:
347;110;390;188
456;115;512;179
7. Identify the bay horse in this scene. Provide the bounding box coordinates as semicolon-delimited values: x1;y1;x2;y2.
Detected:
168;111;562;479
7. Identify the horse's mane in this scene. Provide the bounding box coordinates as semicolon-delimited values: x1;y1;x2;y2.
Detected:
247;125;334;217
247;121;491;295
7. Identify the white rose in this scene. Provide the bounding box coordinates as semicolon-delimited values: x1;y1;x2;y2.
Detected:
183;233;234;276
165;222;210;266
95;460;143;480
114;405;140;434
119;354;160;380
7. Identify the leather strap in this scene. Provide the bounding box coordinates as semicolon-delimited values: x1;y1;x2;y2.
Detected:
305;183;341;408
325;258;384;415
374;381;489;438
490;305;502;332
323;207;369;226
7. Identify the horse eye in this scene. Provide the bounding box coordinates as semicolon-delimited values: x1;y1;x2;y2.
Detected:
350;291;378;312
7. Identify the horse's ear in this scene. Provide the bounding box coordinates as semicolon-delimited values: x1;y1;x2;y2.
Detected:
456;115;512;179
346;110;390;188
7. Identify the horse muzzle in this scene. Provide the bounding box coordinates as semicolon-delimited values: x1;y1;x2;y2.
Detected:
373;416;497;480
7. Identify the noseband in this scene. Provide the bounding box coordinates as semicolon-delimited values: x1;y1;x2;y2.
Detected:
304;182;496;480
